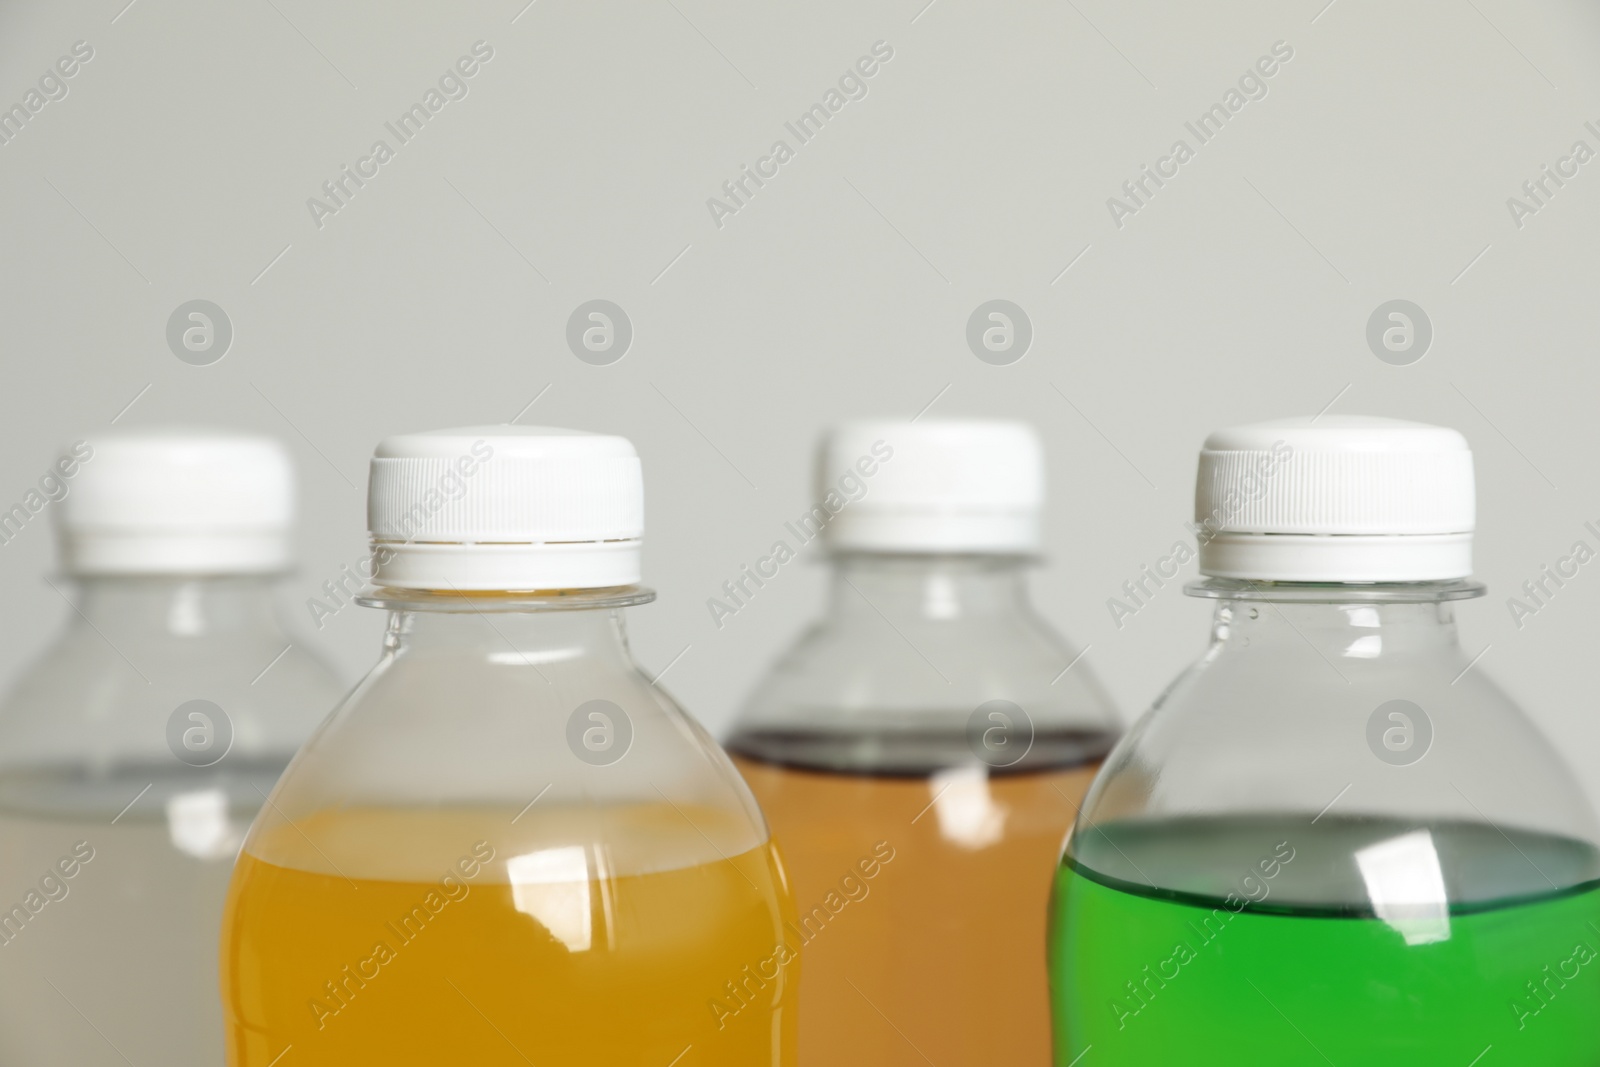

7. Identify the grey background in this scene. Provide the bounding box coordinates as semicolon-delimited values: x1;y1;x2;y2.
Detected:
3;0;1600;804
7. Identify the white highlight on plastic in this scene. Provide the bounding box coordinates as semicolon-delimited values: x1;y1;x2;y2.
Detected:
507;846;592;951
930;765;1007;851
165;789;237;859
1355;829;1452;946
486;647;581;668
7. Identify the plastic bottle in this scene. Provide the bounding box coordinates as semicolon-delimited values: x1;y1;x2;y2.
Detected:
727;419;1119;1067
221;424;797;1066
0;428;342;1065
1051;416;1600;1064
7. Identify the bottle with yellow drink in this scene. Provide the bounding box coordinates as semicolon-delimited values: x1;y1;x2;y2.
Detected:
222;425;797;1066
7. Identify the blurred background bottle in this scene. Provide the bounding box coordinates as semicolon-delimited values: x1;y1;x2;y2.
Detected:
222;425;797;1066
727;419;1119;1066
0;428;342;1065
1051;417;1600;1064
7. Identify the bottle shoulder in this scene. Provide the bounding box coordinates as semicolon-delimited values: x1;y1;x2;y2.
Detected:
248;645;772;873
0;625;345;769
1077;641;1600;873
729;610;1120;773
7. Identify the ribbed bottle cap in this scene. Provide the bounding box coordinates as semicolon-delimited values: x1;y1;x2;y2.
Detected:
1195;415;1475;582
821;419;1043;554
57;428;294;575
367;425;643;591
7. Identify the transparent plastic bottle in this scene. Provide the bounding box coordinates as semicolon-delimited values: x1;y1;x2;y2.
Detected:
727;420;1119;1067
1051;416;1600;1065
221;425;797;1066
0;429;342;1066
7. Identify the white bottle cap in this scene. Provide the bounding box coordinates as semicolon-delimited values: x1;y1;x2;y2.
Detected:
367;425;643;591
1195;415;1475;582
820;419;1043;554
57;428;295;576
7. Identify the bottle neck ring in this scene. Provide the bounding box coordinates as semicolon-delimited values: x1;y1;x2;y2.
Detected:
1187;576;1485;604
357;584;655;614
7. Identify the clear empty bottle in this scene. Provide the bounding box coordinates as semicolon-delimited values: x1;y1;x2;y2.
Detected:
1051;416;1600;1064
221;425;797;1066
727;419;1119;1067
0;429;342;1065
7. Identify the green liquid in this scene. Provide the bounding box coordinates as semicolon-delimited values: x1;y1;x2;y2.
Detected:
1050;816;1600;1064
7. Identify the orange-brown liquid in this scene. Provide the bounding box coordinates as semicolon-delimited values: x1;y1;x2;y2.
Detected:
731;738;1105;1067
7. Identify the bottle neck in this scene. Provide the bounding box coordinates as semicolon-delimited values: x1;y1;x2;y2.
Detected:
1209;596;1464;660
380;602;636;669
826;551;1033;624
68;573;285;639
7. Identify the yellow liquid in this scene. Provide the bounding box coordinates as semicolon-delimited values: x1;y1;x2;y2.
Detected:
222;805;797;1066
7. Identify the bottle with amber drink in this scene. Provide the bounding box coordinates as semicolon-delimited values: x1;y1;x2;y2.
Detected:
727;419;1119;1067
